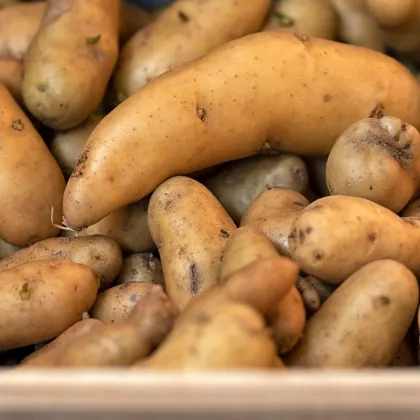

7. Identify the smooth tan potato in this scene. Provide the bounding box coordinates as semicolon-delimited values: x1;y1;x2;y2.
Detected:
402;198;420;217
119;1;151;43
116;253;164;287
90;282;155;324
63;33;420;230
63;197;155;254
326;117;420;213
0;59;22;99
307;157;329;197
0;236;122;290
50;114;103;179
206;154;309;223
366;0;415;27
114;0;270;101
241;188;309;256
289;195;420;283
287;260;419;368
330;0;384;51
0;238;21;259
0;260;98;350
23;0;119;129
148;176;236;310
0;2;45;61
264;0;337;40
20;319;103;367
0;84;65;246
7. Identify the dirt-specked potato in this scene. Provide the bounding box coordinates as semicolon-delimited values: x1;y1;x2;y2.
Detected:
148;177;235;310
116;253;164;287
90;282;155;324
23;0;119;129
241;188;309;256
287;260;418;368
0;84;65;246
0;59;22;99
0;260;98;350
264;0;337;40
326;117;420;213
0;236;122;290
114;0;270;101
289;195;420;284
206;154;309;224
63;33;420;230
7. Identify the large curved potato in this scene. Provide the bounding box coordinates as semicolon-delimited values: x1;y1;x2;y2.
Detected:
206;154;308;223
148;176;236;310
0;59;22;99
0;260;98;350
63;32;420;230
241;188;309;256
287;260;419;368
0;84;65;246
289;195;420;283
264;0;337;40
114;0;270;100
0;236;122;290
326;117;420;213
23;0;119;129
116;253;164;286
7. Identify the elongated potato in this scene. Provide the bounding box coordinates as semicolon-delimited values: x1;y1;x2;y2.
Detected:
0;2;45;61
206;154;309;223
0;59;22;99
326;117;420;213
119;1;151;43
63;32;420;229
287;260;419;368
114;0;270;100
289;195;420;283
0;236;122;290
264;0;337;40
23;0;119;129
241;188;309;256
0;84;65;246
148;176;235;310
116;253;164;286
90;282;154;323
0;260;98;350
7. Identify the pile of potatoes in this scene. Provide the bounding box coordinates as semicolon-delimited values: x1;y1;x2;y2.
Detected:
0;0;418;370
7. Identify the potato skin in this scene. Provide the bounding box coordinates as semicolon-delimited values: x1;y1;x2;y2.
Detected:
206;154;308;224
289;195;420;283
148;176;235;310
366;0;415;27
287;260;419;368
0;235;122;290
22;0;119;129
0;260;98;350
114;0;270;100
63;32;420;229
326;117;420;213
241;188;309;256
0;84;65;246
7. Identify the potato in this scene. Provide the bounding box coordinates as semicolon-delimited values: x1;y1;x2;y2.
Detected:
22;0;119;129
20;319;103;368
330;0;384;51
366;0;415;27
264;0;337;40
0;2;45;61
50;114;103;179
205;154;309;224
119;1;151;43
114;0;271;100
0;235;122;290
286;260;419;368
296;276;320;315
148;177;235;310
0;84;65;246
289;195;420;284
116;253;164;287
0;238;21;259
53;285;178;367
307;157;329;197
220;226;305;354
326;117;420;213
0;59;22;99
0;260;98;350
63;197;155;254
63;32;420;230
90;282;155;324
0;1;21;7
241;188;309;256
